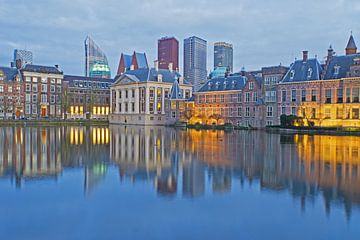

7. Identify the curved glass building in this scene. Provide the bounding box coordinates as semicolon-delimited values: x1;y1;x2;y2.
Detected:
85;36;111;78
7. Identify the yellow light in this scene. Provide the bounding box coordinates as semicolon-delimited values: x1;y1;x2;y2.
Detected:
80;106;84;115
93;106;97;115
70;106;74;115
97;107;101;115
92;128;96;145
102;107;105;115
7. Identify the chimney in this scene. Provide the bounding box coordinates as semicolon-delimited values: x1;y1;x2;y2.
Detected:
168;62;173;72
179;76;184;85
130;65;135;70
154;60;159;71
55;64;59;69
302;51;308;62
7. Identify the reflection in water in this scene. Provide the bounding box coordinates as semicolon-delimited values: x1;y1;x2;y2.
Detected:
1;126;360;219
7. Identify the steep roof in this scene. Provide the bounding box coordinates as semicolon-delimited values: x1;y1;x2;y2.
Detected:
346;35;357;50
281;58;322;83
114;68;191;85
170;79;183;99
134;52;148;69
21;64;63;74
323;54;360;79
0;67;20;81
197;74;247;92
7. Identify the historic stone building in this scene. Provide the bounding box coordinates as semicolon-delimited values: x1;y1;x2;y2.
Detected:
0;67;23;119
21;65;63;119
63;75;114;119
278;35;360;127
109;63;193;125
193;72;264;127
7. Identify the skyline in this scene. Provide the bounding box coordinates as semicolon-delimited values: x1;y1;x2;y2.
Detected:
0;0;359;77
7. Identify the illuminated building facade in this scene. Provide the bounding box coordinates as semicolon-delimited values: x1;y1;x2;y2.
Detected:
110;62;193;125
117;52;148;75
84;36;111;79
193;72;264;127
0;67;23;119
278;35;360;127
63;75;114;119
21;64;63;119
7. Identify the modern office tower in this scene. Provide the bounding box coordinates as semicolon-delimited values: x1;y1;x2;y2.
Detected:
183;36;207;92
13;49;33;69
158;37;179;71
214;42;233;72
84;36;111;79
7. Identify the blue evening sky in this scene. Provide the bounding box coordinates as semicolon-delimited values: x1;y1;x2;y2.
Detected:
0;0;359;77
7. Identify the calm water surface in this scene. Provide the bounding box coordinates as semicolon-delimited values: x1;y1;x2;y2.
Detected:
0;126;360;240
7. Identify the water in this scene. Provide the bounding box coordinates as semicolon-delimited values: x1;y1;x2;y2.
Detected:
0;126;360;240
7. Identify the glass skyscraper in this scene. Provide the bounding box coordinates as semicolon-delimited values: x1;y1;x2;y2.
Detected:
85;36;111;79
184;36;207;92
13;49;33;69
214;42;233;73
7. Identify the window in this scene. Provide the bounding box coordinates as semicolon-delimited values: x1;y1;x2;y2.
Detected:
291;89;296;102
149;102;154;113
125;90;128;98
265;91;276;102
132;103;135;112
336;107;343;119
25;104;31;114
253;92;258;102
352;88;359;103
220;95;224;102
281;107;286;115
267;106;273;117
26;94;31;103
291;107;296;115
8;86;12;93
267;121;273;126
32;94;37;103
164;89;169;98
25;77;31;82
41;84;47;93
325;108;331;119
307;68;313;78
41;94;47;103
311;90;317;101
57;86;62;93
125;103;128;112
32;77;38;83
301;89;306;102
172;111;176;118
337;89;343;103
245;107;250;117
32;104;37;114
290;70;295;79
265;77;271;85
237;93;242;102
249;82;254;90
32;84;38;92
325;89;332;103
50;85;55;93
245;92;250;102
50;95;55;104
132;89;135;98
237;107;242;116
0;85;3;92
149;89;154;99
282;90;287;102
334;65;340;75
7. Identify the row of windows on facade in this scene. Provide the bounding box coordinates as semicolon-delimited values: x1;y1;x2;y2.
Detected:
264;76;281;85
68;89;110;94
69;106;109;115
69;96;109;104
24;104;62;115
197;92;258;103
281;88;360;103
0;96;21;103
72;80;111;89
25;84;62;93
115;88;191;100
117;102;163;114
25;94;61;104
196;106;272;117
0;85;21;93
298;107;360;120
289;66;342;80
208;81;256;90
25;77;62;84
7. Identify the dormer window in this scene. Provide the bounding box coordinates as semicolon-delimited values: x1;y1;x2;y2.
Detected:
224;80;228;88
307;68;313;78
215;82;220;89
290;70;295;80
232;80;236;88
334;65;340;75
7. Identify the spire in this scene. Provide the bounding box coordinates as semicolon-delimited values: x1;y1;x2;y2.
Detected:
170;76;182;100
346;33;357;55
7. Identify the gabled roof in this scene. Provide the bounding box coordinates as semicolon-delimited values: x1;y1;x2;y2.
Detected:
21;64;63;74
197;74;247;92
123;54;132;68
114;68;191;85
346;35;357;50
281;58;322;83
323;54;360;79
170;79;183;100
0;67;20;81
134;52;148;69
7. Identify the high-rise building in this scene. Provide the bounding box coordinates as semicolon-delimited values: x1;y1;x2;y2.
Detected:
184;36;207;92
13;49;33;69
158;37;179;71
84;36;111;79
214;42;233;72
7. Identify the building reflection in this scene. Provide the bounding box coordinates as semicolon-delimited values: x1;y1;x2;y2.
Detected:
1;125;360;218
0;126;110;192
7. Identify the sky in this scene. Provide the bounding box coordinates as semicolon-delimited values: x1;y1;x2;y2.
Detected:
0;0;359;77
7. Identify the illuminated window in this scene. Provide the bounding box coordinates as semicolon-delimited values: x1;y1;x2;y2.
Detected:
325;108;331;119
157;102;161;112
75;106;79;114
80;106;84;115
102;107;105;115
70;106;74;115
93;106;97;115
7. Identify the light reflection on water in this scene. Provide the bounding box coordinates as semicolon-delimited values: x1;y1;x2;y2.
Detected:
0;125;360;239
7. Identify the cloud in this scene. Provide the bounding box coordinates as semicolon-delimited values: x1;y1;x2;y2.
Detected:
0;0;359;75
